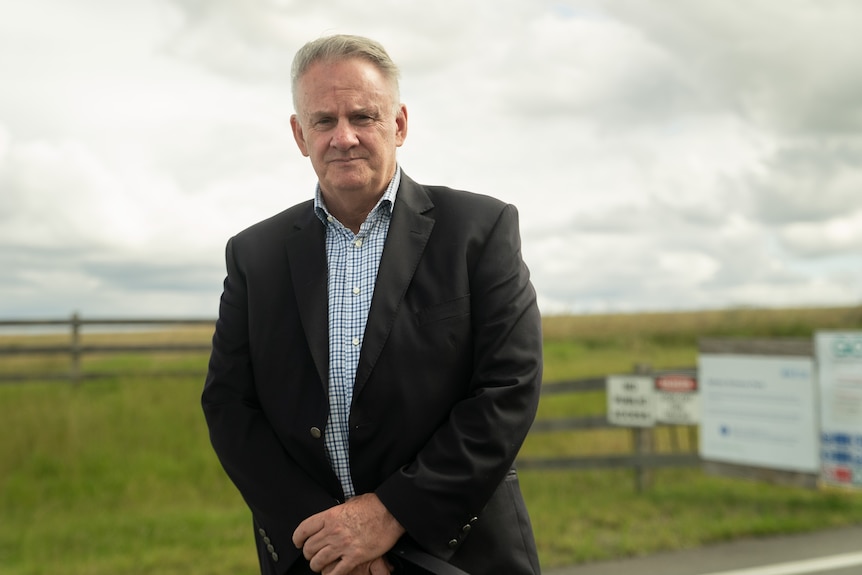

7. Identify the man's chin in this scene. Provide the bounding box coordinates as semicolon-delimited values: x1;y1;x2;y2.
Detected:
323;173;377;194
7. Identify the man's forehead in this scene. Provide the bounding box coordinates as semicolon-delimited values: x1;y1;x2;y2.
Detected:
300;58;382;85
296;58;395;100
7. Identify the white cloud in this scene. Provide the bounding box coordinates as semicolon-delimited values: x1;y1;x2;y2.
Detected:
1;0;861;318
747;139;862;224
600;0;862;133
780;211;862;257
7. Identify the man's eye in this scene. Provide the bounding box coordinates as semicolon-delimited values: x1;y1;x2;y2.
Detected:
354;115;374;124
315;118;334;127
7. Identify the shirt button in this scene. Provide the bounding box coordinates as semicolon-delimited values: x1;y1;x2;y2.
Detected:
310;427;322;439
448;539;459;549
327;215;334;222
352;287;360;295
354;239;363;247
352;337;360;346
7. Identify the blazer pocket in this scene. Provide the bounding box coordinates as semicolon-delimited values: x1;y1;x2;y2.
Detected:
416;295;471;326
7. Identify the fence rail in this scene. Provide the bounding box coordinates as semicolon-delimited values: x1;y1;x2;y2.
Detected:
0;314;215;384
0;314;700;489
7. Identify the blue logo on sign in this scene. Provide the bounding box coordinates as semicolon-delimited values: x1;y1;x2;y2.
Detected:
832;337;862;359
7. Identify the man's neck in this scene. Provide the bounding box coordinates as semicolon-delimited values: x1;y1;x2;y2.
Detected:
321;190;384;234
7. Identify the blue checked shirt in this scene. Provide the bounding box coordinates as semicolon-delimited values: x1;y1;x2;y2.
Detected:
313;166;401;499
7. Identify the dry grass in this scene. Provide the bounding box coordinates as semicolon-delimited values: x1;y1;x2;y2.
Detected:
0;325;214;347
542;305;862;342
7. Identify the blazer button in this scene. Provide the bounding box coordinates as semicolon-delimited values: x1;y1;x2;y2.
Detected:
271;552;279;562
461;524;471;534
448;539;459;549
310;427;322;439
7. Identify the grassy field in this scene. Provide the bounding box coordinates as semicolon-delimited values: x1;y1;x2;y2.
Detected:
1;306;862;573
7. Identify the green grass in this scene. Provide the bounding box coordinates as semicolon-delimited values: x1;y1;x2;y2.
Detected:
2;306;862;573
0;378;259;575
522;467;862;566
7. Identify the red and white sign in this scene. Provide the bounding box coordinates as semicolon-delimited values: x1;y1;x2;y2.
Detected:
656;375;697;392
655;374;700;424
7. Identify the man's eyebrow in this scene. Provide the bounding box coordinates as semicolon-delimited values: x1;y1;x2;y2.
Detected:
352;107;379;116
305;106;379;119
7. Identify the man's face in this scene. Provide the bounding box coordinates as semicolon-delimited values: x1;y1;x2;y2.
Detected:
290;58;407;202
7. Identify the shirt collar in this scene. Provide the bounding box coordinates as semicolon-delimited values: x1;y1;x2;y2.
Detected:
314;165;401;226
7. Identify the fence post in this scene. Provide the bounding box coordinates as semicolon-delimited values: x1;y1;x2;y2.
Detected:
70;312;82;386
633;363;653;492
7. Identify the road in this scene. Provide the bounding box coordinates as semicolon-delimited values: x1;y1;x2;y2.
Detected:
546;524;862;575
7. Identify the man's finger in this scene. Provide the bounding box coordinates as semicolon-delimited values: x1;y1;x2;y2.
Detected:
369;556;392;575
308;544;346;573
292;512;326;548
345;557;392;575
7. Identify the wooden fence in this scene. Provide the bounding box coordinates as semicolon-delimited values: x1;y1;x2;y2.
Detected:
520;371;700;491
0;314;700;490
0;313;215;384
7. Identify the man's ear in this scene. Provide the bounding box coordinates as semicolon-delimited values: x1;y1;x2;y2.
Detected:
395;104;408;147
290;115;310;157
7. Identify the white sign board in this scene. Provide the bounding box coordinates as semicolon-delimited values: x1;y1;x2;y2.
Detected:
816;331;862;488
655;374;700;424
607;375;655;427
699;353;819;473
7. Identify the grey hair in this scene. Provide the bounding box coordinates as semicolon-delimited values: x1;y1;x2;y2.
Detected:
291;34;401;113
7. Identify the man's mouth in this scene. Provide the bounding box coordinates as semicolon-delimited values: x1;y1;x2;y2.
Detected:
329;156;364;164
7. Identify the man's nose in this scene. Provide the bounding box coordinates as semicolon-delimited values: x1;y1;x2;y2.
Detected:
330;119;359;149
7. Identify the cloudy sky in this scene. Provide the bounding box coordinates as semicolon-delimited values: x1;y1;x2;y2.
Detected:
2;0;861;320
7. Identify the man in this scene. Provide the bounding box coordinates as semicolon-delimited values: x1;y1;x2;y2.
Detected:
202;34;543;575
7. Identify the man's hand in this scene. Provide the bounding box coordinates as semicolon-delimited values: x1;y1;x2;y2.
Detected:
292;493;405;575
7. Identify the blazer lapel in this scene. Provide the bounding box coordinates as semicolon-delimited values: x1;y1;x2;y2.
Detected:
354;175;435;397
285;205;329;391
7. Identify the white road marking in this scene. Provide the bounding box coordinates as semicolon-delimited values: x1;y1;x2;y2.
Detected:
697;551;862;575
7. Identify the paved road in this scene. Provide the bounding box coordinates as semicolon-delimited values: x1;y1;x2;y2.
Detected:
546;524;862;575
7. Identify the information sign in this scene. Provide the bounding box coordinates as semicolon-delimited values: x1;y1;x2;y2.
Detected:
607;375;655;427
699;353;819;473
816;331;862;488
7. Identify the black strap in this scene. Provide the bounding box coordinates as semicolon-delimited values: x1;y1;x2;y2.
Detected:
388;541;470;575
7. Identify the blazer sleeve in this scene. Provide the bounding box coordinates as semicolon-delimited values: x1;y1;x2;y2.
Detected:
375;203;543;558
201;237;337;571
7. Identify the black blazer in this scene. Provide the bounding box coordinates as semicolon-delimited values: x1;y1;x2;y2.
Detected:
203;173;543;574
